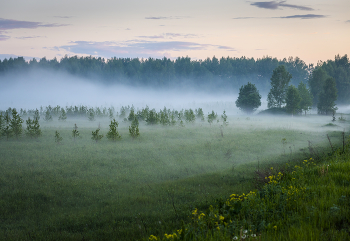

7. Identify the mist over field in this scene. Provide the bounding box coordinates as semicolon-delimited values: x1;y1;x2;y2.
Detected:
0;69;266;114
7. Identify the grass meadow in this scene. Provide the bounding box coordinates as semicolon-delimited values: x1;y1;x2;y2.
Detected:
0;113;348;240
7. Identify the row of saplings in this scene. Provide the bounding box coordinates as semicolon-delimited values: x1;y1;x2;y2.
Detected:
0;107;228;143
54;119;140;144
0;108;139;143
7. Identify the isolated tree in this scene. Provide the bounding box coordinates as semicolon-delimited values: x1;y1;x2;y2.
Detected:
129;117;140;139
297;82;313;115
235;82;261;114
317;77;338;115
221;110;228;126
267;65;292;108
285;85;301;115
308;67;328;107
207;111;217;126
107;119;121;141
26;117;42;138
72;123;80;141
10;108;23;139
91;128;103;142
55;131;63;144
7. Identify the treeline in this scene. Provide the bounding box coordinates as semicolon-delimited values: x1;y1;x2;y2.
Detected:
0;105;227;142
0;55;309;92
309;54;350;105
1;54;349;104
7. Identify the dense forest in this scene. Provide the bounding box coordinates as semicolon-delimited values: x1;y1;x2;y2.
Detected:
0;54;349;104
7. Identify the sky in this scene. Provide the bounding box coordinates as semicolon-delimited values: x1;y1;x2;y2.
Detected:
0;0;349;65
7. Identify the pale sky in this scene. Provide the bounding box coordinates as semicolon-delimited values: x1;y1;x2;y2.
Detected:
1;0;349;65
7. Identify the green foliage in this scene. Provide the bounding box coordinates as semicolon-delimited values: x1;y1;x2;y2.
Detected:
160;107;170;126
235;82;262;114
58;108;67;121
108;107;114;119
106;119;121;141
285;85;301;115
317;54;350;105
221;110;228;126
129;117;140;139
9;108;23;139
258;107;287;115
91;128;103;142
33;108;40;121
88;108;95;121
317;77;338;115
72;123;80;141
127;106;136;121
297;82;313;115
184;109;195;123
54;130;62;144
0;110;347;241
195;108;205;122
150;144;350;241
25;117;41;138
267;65;292;108
146;109;159;125
308;67;328;107
119;106;127;119
137;106;150;121
0;112;5;137
44;108;53;122
207;111;217;125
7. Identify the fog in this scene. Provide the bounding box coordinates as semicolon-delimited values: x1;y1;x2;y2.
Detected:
1;69;349;116
0;69;260;114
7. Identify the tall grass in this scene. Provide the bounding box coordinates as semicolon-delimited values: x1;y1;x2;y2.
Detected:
0;115;348;240
149;136;350;241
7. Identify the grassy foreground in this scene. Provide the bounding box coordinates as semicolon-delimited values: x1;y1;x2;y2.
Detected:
150;136;350;241
0;115;348;240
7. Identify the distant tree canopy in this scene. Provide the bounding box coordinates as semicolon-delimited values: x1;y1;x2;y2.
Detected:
285;85;301;115
0;55;309;93
2;54;349;105
309;54;350;106
317;77;338;115
267;65;292;108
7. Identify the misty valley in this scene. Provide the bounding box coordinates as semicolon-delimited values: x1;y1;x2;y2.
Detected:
1;54;350;240
0;104;348;240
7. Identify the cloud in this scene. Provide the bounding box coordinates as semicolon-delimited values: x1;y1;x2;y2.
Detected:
53;16;73;19
57;40;236;59
138;33;199;39
0;34;10;41
0;18;69;31
16;36;44;40
251;1;313;11
0;54;37;61
278;14;326;19
145;16;189;20
346;20;350;23
232;17;256;19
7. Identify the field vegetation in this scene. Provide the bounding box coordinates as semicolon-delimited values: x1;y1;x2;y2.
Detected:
0;106;348;240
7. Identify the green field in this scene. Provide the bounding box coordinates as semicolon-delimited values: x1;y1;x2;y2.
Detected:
0;113;348;240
